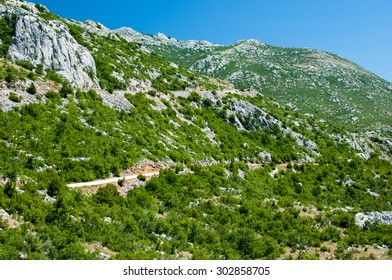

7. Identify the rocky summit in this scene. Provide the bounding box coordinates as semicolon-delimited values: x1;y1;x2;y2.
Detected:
0;0;98;88
0;0;391;260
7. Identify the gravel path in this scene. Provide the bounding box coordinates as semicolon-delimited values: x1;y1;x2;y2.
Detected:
66;171;159;188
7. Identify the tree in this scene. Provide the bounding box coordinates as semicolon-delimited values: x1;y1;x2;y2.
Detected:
4;180;16;198
43;169;65;197
117;177;125;187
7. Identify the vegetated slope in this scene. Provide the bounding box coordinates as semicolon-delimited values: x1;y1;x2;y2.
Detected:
0;0;392;260
116;29;392;134
0;81;391;260
0;0;226;93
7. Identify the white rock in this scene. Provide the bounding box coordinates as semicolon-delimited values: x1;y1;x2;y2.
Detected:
103;217;112;223
355;211;392;228
0;209;10;218
0;3;99;88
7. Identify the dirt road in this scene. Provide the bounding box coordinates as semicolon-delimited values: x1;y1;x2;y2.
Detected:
66;171;160;188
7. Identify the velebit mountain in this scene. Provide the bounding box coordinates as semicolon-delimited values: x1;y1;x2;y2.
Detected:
0;0;391;260
116;27;392;134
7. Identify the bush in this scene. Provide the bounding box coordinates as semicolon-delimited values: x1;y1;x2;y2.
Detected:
174;164;184;174
45;90;61;100
117;177;125;187
20;5;30;11
15;60;35;71
26;82;37;94
320;245;330;252
137;174;146;181
27;72;37;81
388;248;392;258
5;69;16;84
46;69;63;83
9;92;22;102
35;64;44;75
147;90;156;97
35;4;47;13
188;91;200;103
0;14;17;57
59;81;74;97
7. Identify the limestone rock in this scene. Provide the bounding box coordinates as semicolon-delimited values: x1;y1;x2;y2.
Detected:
355;211;392;228
258;151;272;163
1;1;99;88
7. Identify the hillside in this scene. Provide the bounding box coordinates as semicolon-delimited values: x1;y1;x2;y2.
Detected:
115;28;392;134
0;0;391;260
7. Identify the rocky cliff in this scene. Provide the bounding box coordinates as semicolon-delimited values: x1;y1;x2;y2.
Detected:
0;0;99;88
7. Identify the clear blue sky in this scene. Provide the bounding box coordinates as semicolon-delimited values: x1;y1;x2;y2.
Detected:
35;0;392;82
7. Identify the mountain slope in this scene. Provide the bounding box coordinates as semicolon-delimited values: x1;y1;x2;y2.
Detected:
0;0;226;92
0;0;392;260
116;30;392;134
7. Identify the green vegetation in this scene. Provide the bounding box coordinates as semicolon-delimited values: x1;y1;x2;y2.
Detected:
0;90;304;183
26;82;37;94
15;60;35;71
45;68;63;83
0;13;17;57
37;7;61;22
0;157;391;259
0;62;31;83
0;87;391;260
147;40;392;134
0;2;391;260
8;92;21;102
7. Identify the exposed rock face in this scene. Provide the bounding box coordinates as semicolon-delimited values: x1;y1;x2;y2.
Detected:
115;27;219;50
1;1;99;88
226;98;319;158
331;131;392;162
355;211;392;228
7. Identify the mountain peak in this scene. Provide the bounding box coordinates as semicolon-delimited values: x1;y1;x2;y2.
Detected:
236;39;267;47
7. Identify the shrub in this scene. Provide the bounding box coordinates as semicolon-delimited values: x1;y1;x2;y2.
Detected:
20;5;30;11
26;82;37;94
188;91;200;103
45;90;61;100
46;69;63;83
27;72;37;81
9;92;22;102
59;81;74;97
174;164;184;174
0;14;17;57
320;245;330;252
137;174;146;181
35;4;47;13
67;23;88;46
15;60;35;71
147;90;156;97
5;71;15;84
117;177;125;187
35;64;44;75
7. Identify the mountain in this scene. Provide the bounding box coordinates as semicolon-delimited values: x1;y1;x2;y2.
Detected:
115;28;392;134
0;0;392;260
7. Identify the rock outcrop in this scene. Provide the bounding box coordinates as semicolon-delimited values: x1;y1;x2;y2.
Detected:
0;0;99;88
355;211;392;228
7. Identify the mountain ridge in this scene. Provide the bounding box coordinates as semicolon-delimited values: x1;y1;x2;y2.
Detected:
112;23;392;133
0;0;392;261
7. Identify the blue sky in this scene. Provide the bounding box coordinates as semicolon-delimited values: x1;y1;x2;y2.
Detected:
35;0;392;82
